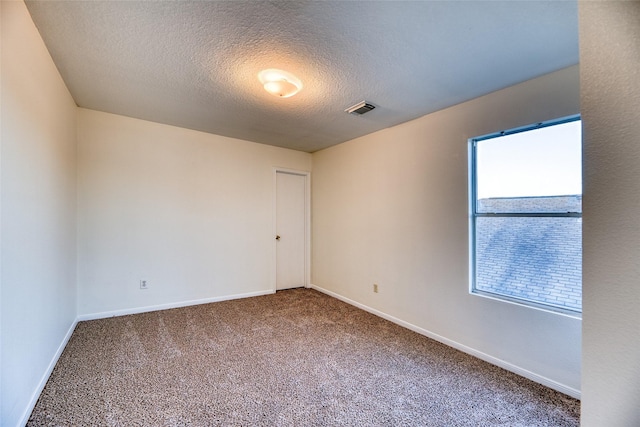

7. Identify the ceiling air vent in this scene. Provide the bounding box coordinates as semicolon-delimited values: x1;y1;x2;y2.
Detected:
345;101;375;115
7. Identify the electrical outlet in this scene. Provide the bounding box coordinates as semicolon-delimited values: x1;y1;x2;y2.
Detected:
373;283;379;293
140;280;149;290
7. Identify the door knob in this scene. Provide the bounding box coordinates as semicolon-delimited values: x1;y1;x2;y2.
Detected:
275;235;281;240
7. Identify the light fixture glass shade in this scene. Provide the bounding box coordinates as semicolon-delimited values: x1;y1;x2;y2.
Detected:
258;69;302;98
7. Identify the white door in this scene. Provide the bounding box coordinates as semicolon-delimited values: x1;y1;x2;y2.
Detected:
276;171;306;290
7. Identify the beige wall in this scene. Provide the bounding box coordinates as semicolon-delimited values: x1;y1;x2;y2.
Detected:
1;1;78;425
580;2;640;425
312;66;581;396
77;109;311;316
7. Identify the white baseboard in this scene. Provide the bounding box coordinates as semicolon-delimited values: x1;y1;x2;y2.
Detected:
310;284;581;400
18;318;78;427
77;289;275;321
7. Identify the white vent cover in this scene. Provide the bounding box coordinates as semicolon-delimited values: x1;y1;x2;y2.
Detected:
345;101;376;115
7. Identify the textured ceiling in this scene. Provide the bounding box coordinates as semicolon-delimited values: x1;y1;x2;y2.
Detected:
25;1;579;153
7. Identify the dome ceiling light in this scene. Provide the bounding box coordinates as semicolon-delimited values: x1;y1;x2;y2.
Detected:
258;69;303;98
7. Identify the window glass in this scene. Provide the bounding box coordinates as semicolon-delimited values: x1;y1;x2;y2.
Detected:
476;120;582;204
475;216;582;312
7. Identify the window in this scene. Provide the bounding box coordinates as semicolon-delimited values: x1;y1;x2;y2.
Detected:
470;116;582;313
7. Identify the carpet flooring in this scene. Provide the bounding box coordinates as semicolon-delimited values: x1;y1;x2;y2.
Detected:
28;288;580;426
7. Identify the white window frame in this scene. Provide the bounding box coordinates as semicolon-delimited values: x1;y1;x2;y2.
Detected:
469;115;582;315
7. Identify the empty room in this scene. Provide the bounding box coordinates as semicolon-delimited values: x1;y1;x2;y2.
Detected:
1;1;639;426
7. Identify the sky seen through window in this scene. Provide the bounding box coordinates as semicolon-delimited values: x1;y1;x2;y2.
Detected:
476;120;582;200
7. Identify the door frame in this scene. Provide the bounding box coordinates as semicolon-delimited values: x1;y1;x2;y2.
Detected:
272;167;311;292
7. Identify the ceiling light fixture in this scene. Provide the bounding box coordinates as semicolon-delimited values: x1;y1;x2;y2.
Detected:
258;69;303;98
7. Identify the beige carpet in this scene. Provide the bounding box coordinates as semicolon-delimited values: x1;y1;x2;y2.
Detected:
28;288;579;426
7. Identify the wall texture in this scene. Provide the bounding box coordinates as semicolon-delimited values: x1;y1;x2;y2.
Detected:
580;2;640;425
77;109;311;316
1;1;78;425
312;66;581;395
